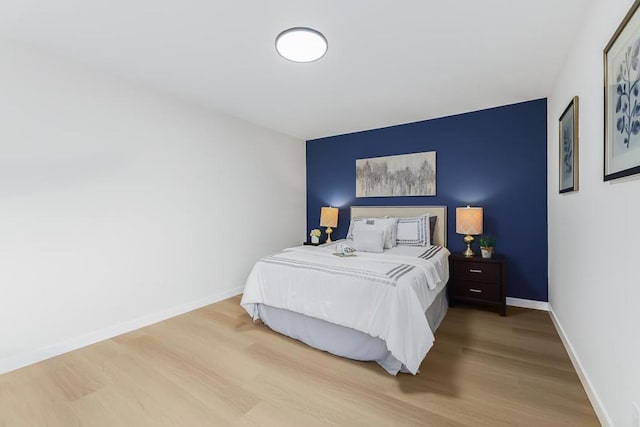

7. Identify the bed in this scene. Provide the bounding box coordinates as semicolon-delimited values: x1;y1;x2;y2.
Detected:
240;206;450;375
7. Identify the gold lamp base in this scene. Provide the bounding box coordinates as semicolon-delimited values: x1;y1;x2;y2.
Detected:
325;227;333;243
463;234;475;257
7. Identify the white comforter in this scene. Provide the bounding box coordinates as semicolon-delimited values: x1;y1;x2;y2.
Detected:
240;240;450;374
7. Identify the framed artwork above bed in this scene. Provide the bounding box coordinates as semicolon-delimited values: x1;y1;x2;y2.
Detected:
355;152;436;197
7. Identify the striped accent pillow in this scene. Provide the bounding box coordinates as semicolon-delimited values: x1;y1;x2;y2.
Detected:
396;214;434;246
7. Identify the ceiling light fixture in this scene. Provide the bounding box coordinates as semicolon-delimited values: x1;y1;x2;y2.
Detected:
275;27;327;63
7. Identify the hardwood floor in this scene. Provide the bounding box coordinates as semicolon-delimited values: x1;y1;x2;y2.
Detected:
0;296;599;426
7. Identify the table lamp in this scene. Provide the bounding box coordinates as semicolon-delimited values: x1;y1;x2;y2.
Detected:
320;206;338;243
456;206;483;257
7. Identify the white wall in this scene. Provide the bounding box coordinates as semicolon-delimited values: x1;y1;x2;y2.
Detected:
0;38;306;372
548;0;640;425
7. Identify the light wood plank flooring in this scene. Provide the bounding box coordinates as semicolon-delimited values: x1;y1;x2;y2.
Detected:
0;296;599;426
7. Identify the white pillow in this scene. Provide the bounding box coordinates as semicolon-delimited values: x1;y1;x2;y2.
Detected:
346;217;364;240
347;217;398;249
352;229;385;253
396;214;430;246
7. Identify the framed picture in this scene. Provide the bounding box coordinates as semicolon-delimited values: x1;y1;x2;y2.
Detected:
604;0;640;181
356;151;436;197
559;96;579;193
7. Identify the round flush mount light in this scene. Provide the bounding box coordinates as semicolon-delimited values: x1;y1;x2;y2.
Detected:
275;27;328;63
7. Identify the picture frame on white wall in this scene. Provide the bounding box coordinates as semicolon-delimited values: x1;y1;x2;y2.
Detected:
355;151;436;197
559;96;579;193
604;0;640;181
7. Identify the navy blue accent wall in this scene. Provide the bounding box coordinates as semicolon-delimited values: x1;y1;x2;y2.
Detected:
306;99;548;302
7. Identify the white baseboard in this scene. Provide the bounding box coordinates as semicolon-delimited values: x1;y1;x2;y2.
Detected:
0;286;244;375
506;297;549;311
548;305;612;427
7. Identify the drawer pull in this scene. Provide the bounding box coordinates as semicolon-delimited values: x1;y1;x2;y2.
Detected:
469;269;483;273
469;288;482;293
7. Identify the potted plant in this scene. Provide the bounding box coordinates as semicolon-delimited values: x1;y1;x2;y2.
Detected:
309;229;321;244
479;236;495;259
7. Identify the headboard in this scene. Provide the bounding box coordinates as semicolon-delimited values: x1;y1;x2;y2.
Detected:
350;206;447;247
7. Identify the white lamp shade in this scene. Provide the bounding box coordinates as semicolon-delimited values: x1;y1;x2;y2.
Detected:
320;207;338;227
456;206;483;235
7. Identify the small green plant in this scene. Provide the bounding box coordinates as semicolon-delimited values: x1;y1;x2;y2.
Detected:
479;235;496;248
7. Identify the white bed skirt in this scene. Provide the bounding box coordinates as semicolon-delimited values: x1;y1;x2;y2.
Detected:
256;288;448;375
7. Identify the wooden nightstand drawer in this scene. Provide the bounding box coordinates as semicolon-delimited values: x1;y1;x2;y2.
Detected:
451;280;500;302
448;254;507;316
452;261;500;283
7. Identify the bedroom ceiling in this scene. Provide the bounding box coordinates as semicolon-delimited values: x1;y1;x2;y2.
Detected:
0;0;592;140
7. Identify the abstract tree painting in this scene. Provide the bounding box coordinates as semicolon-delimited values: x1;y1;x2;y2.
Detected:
605;0;640;181
559;97;578;193
356;151;436;197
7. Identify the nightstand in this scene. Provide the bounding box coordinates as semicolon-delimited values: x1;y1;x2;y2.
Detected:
448;254;506;316
303;241;321;246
